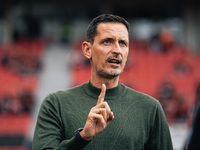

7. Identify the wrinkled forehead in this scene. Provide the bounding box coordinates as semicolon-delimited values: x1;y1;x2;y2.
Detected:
96;22;129;40
97;22;128;33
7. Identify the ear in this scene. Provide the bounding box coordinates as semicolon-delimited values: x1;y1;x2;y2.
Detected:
82;41;92;59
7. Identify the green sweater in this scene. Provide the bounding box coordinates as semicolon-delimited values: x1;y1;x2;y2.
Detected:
33;81;173;150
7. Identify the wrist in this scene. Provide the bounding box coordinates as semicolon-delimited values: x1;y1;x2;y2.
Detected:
74;128;91;146
79;129;93;141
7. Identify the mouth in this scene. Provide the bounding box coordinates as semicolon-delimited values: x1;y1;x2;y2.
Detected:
108;59;120;64
107;58;121;64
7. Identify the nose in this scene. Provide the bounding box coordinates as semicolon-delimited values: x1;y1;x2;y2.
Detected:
112;42;122;54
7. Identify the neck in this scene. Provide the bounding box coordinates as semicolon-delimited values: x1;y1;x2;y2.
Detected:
91;75;119;89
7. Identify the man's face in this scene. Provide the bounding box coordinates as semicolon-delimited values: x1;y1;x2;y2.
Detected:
90;22;129;79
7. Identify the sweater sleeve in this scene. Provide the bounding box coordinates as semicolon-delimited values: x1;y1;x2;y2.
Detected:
146;101;173;150
32;94;85;150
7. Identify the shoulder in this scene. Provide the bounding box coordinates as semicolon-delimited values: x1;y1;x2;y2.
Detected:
122;84;161;108
42;82;87;106
54;83;86;97
123;85;167;120
123;84;158;102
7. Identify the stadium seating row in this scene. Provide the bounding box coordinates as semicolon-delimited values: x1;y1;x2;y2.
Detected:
0;40;44;149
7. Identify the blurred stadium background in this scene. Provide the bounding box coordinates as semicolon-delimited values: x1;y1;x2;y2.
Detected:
0;0;200;149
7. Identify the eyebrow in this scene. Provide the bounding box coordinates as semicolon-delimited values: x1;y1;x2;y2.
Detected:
102;37;113;42
101;37;128;43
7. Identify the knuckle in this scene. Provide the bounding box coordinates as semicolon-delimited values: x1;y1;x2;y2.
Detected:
100;115;105;120
90;107;97;113
91;106;96;111
87;113;93;118
103;101;108;105
101;108;106;111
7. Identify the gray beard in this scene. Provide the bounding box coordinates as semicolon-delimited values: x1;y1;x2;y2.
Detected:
94;65;123;79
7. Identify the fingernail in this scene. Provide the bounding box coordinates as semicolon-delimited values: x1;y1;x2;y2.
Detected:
103;123;106;128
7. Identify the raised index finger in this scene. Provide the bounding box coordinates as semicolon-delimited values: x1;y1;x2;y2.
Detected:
97;84;106;105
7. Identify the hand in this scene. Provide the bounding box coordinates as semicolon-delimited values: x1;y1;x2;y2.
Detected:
80;84;114;141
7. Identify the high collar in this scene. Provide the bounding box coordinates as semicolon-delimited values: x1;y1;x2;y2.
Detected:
83;80;126;100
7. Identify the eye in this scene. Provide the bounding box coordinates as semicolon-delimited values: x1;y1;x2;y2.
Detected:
103;40;110;45
119;41;127;47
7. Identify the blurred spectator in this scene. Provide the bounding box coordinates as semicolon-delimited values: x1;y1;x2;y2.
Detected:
0;94;14;114
0;44;42;75
174;95;189;122
19;91;34;113
0;92;35;114
150;27;175;52
174;59;191;73
1;52;10;68
157;81;189;123
0;94;21;114
159;28;174;52
157;81;177;122
158;81;175;101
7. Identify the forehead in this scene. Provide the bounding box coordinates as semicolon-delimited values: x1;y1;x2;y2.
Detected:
96;22;129;40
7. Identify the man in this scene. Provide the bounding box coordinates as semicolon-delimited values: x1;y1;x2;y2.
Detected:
187;105;200;150
33;14;173;150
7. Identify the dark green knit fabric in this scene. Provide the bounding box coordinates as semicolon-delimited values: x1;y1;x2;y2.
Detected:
33;81;173;150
